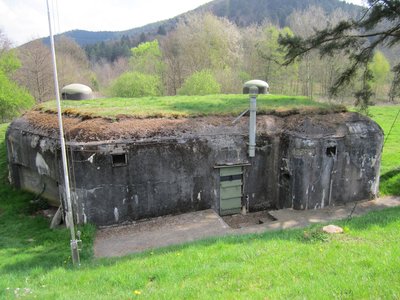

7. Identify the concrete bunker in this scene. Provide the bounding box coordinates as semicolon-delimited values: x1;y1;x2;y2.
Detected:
6;107;383;226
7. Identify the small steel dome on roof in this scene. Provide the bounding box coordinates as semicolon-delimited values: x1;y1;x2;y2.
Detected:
61;83;93;100
62;83;92;95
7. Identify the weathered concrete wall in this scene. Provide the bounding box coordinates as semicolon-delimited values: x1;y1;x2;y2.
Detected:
66;133;280;225
69;139;219;225
6;120;60;206
6;112;383;226
278;115;383;210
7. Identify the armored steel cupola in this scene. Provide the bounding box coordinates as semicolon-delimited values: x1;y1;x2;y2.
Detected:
61;83;93;100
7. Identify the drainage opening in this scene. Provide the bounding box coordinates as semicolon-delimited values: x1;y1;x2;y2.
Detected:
326;146;337;157
112;153;127;166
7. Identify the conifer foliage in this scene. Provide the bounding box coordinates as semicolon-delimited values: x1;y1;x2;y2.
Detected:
279;0;400;109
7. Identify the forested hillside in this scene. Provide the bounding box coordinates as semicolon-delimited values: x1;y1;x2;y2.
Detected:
48;0;361;46
198;0;360;27
41;0;361;63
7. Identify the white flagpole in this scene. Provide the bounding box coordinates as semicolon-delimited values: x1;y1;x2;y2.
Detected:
46;0;80;266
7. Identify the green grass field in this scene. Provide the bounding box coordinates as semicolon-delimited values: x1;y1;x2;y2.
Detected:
367;106;400;195
37;94;343;118
0;104;399;299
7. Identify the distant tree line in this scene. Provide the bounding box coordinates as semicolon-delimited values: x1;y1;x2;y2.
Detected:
85;35;140;63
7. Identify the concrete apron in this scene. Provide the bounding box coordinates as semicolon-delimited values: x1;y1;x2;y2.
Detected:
94;196;400;258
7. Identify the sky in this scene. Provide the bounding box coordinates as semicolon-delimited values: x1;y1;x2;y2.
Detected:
0;0;365;46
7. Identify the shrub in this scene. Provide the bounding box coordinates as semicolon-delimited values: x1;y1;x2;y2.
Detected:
109;72;163;97
178;70;221;96
0;71;34;122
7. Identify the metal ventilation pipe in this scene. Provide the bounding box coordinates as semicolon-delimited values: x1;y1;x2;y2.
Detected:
243;80;269;158
248;86;258;157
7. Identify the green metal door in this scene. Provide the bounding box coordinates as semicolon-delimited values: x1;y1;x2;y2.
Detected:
219;166;243;216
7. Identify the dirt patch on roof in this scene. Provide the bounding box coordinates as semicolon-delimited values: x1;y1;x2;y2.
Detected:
24;111;190;141
18;109;367;143
23;111;264;142
282;112;371;136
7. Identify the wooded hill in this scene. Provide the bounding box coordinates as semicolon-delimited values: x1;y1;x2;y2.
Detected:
40;0;361;62
197;0;360;27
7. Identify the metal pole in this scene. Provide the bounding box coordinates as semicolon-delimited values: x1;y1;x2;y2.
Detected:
248;86;258;157
46;0;80;266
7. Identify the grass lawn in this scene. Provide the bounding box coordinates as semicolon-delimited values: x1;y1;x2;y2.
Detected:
36;94;343;118
0;104;399;299
367;106;400;196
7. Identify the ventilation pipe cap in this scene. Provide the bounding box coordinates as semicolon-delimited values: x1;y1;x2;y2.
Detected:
243;80;269;95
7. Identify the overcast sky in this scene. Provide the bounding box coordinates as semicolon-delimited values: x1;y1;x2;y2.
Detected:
0;0;365;46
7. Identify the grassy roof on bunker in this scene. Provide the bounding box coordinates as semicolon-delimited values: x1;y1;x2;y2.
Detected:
35;94;346;119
